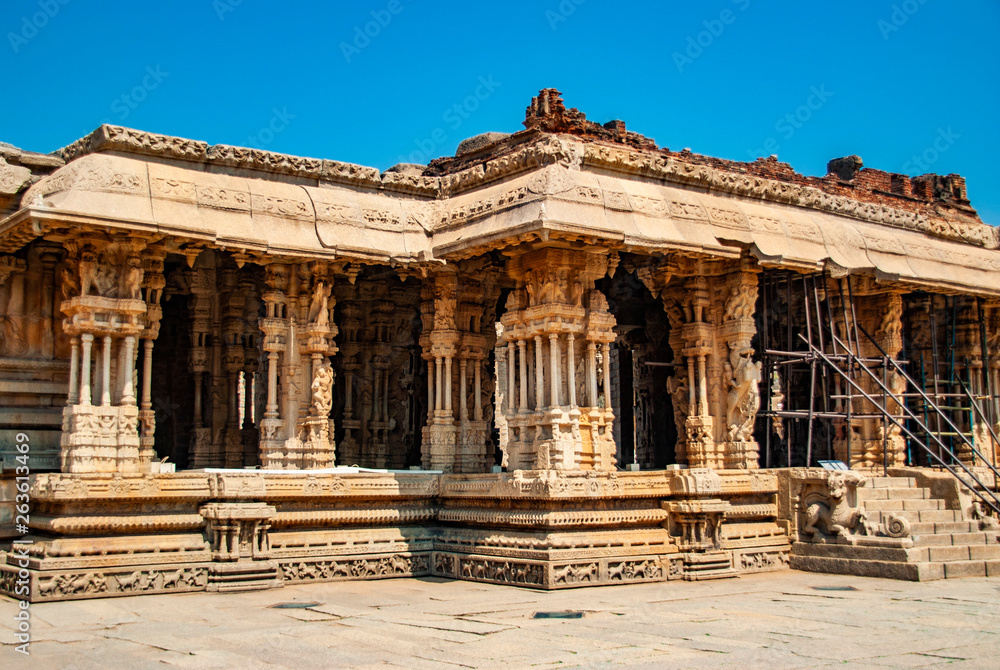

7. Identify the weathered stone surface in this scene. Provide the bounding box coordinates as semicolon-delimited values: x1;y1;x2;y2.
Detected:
456;132;512;156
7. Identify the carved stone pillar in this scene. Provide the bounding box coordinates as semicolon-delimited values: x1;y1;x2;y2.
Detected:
499;247;617;471
137;248;165;470
296;266;338;469
59;243;147;473
639;258;756;470
720;269;762;469
37;243;62;360
241;277;261;467
680;278;720;469
257;263;338;470
189;264;217;468
258;263;289;468
986;303;1000;467
422;271;460;472
68;337;80;405
79;333;93;406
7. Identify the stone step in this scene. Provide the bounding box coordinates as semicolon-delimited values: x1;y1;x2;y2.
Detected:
872;509;962;524
912;531;999;547
795;542;1000;564
790;553;936;581
909;520;979;535
862;498;945;512
792;551;1000;581
925;544;1000;562
943;559;1000;579
857;487;931;501
866;477;919;489
792;542;922;563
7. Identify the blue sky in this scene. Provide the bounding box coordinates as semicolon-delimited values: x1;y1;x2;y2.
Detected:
3;0;999;224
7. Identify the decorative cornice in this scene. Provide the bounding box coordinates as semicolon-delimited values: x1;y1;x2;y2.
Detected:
582;142;999;249
34;116;1000;254
57;125;208;163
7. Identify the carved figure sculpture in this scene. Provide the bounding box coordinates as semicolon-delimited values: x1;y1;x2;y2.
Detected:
78;248;98;296
59;263;80;298
803;472;876;541
723;286;754;321
309;281;332;325
725;345;762;442
124;257;144;300
312;364;334;415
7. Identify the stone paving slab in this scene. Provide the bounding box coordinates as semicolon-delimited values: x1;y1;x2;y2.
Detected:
2;571;999;668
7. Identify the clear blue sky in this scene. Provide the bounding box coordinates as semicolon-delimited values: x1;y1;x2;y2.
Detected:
3;0;998;224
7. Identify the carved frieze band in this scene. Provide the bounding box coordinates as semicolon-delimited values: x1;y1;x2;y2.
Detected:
0;564;209;602
278;553;430;583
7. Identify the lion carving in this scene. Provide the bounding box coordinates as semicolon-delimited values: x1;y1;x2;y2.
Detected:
803;471;876;541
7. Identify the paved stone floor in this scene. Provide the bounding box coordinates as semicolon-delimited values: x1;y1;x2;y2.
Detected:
2;570;1000;669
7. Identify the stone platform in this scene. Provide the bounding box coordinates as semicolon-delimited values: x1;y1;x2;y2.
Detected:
0;467;789;601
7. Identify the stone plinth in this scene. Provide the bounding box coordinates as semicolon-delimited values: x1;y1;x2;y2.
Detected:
1;468;788;601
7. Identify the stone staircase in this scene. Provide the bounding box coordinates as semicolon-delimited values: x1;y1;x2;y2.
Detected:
790;476;1000;581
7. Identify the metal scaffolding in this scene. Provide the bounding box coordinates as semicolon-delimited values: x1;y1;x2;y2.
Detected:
756;269;1000;515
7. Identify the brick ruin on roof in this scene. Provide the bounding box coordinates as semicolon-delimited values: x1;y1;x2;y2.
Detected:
0;89;999;601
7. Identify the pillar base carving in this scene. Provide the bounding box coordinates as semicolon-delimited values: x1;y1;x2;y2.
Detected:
189;427;215;469
685;415;721;469
60;404;141;473
457;420;491;473
426;422;458;472
301;417;336;469
723;440;760;470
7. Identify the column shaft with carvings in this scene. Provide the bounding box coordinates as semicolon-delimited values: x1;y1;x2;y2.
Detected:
720;268;762;469
420;271;460;472
188;264;217;468
137;248;166;470
221;265;247;468
454;259;499;473
639;257;760;470
258;264;290;468
499;247;617;471
59;240;147;473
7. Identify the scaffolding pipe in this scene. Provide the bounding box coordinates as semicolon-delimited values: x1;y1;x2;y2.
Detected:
805;334;1000;515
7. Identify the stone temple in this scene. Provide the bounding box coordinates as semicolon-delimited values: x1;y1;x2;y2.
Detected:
1;89;999;601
